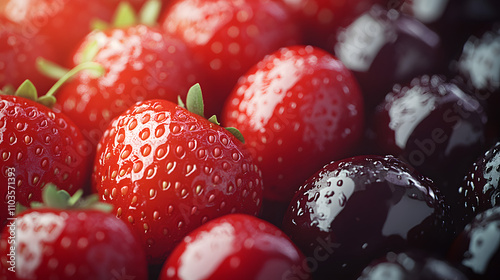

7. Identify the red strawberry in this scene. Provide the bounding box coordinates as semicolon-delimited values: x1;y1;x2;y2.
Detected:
0;0;119;66
0;184;148;280
0;18;59;96
222;45;364;203
159;214;311;280
160;0;301;117
53;24;200;150
0;81;92;226
92;84;263;264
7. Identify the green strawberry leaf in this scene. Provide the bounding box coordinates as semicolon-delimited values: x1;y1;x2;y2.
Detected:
15;80;38;101
186;83;204;117
90;18;110;31
113;1;138;28
81;39;100;63
225;127;245;143
36;57;70;80
139;0;162;26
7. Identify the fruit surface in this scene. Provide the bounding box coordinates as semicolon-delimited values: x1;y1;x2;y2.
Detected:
54;24;200;149
0;94;92;225
92;97;263;264
282;155;451;279
222;45;364;203
160;214;310;280
161;0;301;116
371;74;487;191
0;208;148;280
448;206;500;280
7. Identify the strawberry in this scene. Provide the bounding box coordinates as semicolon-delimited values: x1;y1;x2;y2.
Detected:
160;0;301;117
0;184;148;280
92;84;263;264
221;45;364;204
52;7;201;151
159;214;311;280
0;0;120;66
0;79;94;226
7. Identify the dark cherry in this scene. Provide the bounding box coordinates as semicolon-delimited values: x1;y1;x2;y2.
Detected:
452;23;500;130
454;142;500;230
358;249;469;280
371;74;488;195
281;155;451;280
448;206;500;280
334;5;446;110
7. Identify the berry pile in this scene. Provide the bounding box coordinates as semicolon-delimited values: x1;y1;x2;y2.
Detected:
1;0;500;279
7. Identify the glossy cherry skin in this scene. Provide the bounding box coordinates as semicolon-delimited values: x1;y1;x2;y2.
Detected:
454;142;500;230
282;155;451;280
371;75;488;194
358;250;469;280
160;214;310;280
448;206;500;280
222;45;364;204
452;24;500;130
334;5;445;110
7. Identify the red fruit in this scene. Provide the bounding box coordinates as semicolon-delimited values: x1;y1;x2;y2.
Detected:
278;0;386;51
334;5;446;109
222;45;364;203
0;0;118;65
160;214;310;280
282;155;451;279
161;0;301;117
0;185;148;280
0;82;92;226
92;91;263;264
54;24;200;149
0;18;58;95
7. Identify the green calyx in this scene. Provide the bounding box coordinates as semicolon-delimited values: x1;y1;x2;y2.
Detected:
18;183;113;214
179;83;245;143
91;0;162;30
1;58;105;108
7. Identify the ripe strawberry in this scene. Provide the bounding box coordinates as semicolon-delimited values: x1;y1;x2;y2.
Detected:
160;0;301;117
53;24;200;150
0;184;148;280
92;85;263;264
0;18;59;96
0;81;92;226
0;0;119;66
160;214;311;280
222;45;364;203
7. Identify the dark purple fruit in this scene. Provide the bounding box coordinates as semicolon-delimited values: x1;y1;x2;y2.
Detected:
448;206;500;280
281;155;451;280
455;142;500;229
334;5;446;109
358;249;469;280
371;74;487;193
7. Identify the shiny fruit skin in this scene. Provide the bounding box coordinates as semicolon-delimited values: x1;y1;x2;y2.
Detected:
334;5;445;110
54;25;200;150
448;206;500;280
282;155;451;280
0;209;148;280
456;141;500;229
222;45;364;203
92;99;263;264
371;74;487;192
358;249;469;280
160;214;310;280
161;0;301;117
0;95;92;225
